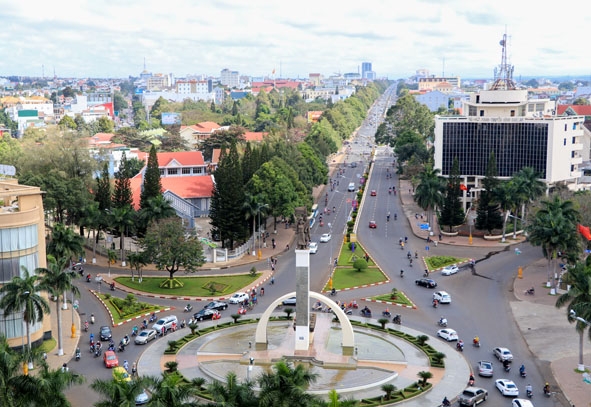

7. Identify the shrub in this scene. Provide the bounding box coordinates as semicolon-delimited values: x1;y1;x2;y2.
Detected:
353;259;368;272
378;318;389;329
249;266;257;277
381;383;397;400
284;307;294;319
164;360;178;372
416;335;429;346
230;314;241;323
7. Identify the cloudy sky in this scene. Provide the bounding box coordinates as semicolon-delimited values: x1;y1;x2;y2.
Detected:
1;0;589;80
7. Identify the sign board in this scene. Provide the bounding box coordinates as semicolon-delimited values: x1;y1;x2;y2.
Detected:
420;223;430;230
0;164;16;176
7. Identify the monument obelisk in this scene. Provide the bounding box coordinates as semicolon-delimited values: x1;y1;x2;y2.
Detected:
294;207;311;351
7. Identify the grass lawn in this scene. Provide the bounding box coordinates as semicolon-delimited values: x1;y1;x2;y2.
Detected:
424;255;470;270
336;242;376;267
98;293;164;325
324;267;388;290
114;273;260;297
368;291;414;308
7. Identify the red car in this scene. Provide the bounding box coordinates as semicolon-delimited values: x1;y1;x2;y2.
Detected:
370;190;377;196
369;220;377;229
103;350;119;368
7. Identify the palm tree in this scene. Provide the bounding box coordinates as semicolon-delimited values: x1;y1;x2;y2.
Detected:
37;256;80;357
207;371;257;407
91;377;149;407
320;389;358;407
108;205;136;266
258;360;320;407
555;260;591;371
417;371;433;386
0;334;43;407
494;181;513;243
381;383;397;401
80;202;101;264
0;267;50;365
33;361;84;406
527;196;580;290
413;166;444;231
139;195;176;231
46;222;84;311
507;177;529;239
515;167;546;221
127;251;148;283
147;372;200;407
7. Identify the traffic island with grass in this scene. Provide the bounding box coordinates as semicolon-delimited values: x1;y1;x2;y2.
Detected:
424;255;470;271
365;288;415;308
324;242;389;291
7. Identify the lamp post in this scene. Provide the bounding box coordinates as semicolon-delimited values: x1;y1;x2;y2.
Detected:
570;310;591;372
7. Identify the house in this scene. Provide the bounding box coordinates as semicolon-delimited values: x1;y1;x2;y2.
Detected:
179;122;228;146
131;151;213;228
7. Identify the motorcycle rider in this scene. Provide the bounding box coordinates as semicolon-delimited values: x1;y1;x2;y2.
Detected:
439;316;447;326
525;383;533;396
519;364;526;376
442;396;451;406
543;382;550;394
184;303;192;312
383;307;391;317
503;359;511;370
473;336;480;346
84;320;89;332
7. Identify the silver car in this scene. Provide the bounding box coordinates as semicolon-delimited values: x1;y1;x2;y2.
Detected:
134;329;157;345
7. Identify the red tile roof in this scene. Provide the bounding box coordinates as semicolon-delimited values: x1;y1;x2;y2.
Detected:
135;151;206;167
243;132;266;142
87;133;115;146
557;105;591;116
211;148;221;164
129;175;214;210
194;121;221;133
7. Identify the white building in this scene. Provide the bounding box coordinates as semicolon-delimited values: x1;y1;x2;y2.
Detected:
220;68;240;88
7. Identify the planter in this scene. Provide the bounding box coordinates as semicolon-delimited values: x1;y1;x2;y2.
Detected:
440;231;458;237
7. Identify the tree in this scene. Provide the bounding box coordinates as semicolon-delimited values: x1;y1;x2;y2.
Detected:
91;377;149;407
140;144;162;210
381;383;397;400
439;157;465;232
209;142;247;249
46;223;84;266
37;256;80;357
0;267;50;366
208;371;257;407
97;116;114;133
555;260;591;371
33;359;85;406
95;162;112;231
417;371;433;386
320;389;358;407
127;251;148;283
352;259;368;272
147;372;200;407
79;201;102;263
108;205;136;266
258;360;320;407
141;217;205;282
138;195;176;232
494;181;513;242
112;152;133;209
58;115;77;130
513;167;545;224
527;195;580;290
413;166;444;230
475;152;503;234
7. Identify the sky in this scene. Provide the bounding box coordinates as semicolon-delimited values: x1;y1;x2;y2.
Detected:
1;0;590;81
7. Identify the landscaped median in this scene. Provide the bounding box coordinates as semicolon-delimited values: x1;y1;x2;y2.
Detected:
323;241;390;292
160;317;446;406
364;287;416;309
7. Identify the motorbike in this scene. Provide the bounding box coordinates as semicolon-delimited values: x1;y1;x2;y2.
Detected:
394;214;397;220
131;326;138;336
90;314;95;324
468;376;475;386
343;308;353;315
382;310;392;318
520;367;527;378
84;321;89;332
456;341;464;352
473;337;481;347
438;318;447;327
75;348;81;361
433;300;439;308
543;386;551;397
141;320;148;330
183;304;193;312
526;387;533;398
503;361;511;372
86;274;91;282
525;287;535;295
330;288;337;297
392;314;401;324
423;270;429;277
360;308;372;317
149;313;157;323
110;282;115;291
400;270;404;278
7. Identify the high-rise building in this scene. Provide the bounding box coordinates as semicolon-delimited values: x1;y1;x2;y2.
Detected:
434;34;585;210
220;68;240;89
0;179;49;349
361;62;372;77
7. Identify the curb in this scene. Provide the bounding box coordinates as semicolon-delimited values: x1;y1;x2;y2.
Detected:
89;289;173;327
363;297;417;309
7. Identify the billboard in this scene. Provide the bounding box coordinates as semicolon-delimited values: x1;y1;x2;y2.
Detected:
161;112;181;126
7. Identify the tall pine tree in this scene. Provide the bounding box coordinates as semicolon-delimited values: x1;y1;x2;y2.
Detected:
209;141;247;249
439;157;465;232
112;152;133;209
140;144;162;210
95;162;111;212
475;151;504;234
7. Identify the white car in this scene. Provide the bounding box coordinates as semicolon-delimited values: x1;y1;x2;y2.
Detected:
433;291;451;304
512;399;534;407
441;264;459;275
493;347;514;362
437;328;459;341
309;242;319;254
228;292;249;304
496;379;519;396
320;233;332;243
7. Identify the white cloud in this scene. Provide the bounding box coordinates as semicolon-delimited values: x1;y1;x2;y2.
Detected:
0;0;589;80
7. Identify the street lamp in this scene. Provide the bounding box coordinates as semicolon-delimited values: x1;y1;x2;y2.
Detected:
570;310;590;372
257;204;268;260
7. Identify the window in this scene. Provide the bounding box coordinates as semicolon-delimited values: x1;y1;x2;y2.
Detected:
193;167;202;174
182;168;191;175
159;169;165;176
564;138;567;146
572;137;576;144
168;168;178;175
479;110;484;117
510;110;515;117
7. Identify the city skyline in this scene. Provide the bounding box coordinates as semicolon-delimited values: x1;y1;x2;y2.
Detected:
1;0;590;80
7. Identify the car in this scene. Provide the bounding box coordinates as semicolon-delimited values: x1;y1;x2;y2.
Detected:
203;301;229;311
135;389;150;405
512;399;534;407
134;329;157;345
320;233;332;242
151;315;178;333
193;308;221;321
309;242;319;254
369;220;377;229
415;278;437;288
477;360;494;377
113;366;131;382
228;292;249;304
441;264;459;275
350;162;357;168
437;328;459;341
282;297;297;306
458;386;488;406
103;350;119;368
370;190;377;196
99;325;112;341
496;379;519;396
433;291;451;304
493;347;514;362
348;182;356;191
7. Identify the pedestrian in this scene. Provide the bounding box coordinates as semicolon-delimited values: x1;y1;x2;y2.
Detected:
161;326;165;336
132;362;137;377
364;252;369;262
272;238;276;249
286;244;289;251
62;363;69;372
439;233;442;241
271;276;275;285
123;360;129;372
271;263;275;272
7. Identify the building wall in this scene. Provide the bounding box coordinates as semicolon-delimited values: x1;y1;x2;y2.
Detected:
0;180;49;349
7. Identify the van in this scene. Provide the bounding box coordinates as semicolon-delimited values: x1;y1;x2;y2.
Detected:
348;183;356;192
152;315;178;333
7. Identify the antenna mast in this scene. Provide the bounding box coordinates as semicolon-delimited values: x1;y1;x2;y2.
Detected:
490;30;516;90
